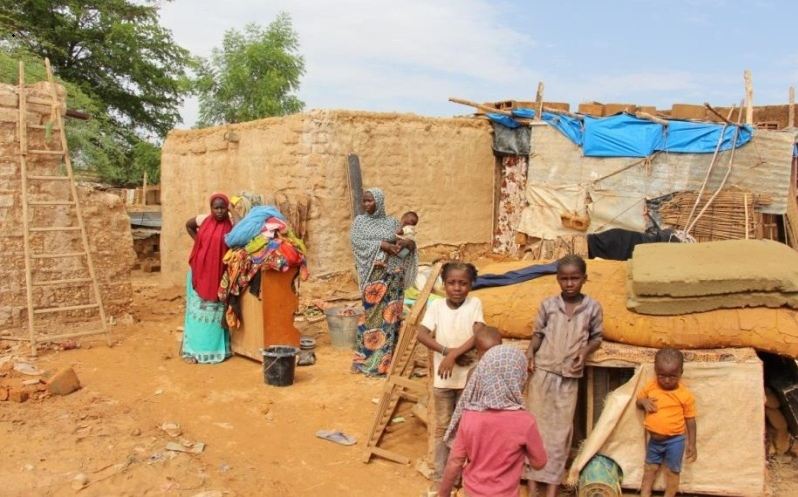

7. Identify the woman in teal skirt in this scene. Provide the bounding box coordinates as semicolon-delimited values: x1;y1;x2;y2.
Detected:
182;193;233;364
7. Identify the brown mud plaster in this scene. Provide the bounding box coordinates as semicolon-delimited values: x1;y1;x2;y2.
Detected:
160;110;496;293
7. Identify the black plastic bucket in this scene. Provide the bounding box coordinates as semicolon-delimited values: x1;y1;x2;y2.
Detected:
262;345;298;387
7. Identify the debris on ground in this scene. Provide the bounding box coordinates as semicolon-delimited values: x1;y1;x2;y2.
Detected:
315;430;357;446
47;367;81;395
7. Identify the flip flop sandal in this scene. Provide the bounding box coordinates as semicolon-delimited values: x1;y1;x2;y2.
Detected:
315;430;357;446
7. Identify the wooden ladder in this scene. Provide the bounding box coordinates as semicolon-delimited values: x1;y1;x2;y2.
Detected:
14;58;110;354
363;262;442;464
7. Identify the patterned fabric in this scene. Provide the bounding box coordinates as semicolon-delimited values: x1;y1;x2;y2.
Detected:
350;188;417;291
444;345;528;444
189;193;232;301
493;155;528;256
351;265;405;376
182;270;231;364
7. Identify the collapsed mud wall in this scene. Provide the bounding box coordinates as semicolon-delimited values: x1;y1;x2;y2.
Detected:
160;110;495;290
0;82;135;333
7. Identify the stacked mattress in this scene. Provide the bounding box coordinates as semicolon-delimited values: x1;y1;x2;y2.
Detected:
627;240;798;315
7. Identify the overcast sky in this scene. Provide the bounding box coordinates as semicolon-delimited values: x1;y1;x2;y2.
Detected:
158;0;798;128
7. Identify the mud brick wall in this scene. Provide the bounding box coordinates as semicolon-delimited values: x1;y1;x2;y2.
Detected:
0;82;135;334
160;110;496;291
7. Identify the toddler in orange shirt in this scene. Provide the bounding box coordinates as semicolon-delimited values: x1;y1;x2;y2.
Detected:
636;348;697;497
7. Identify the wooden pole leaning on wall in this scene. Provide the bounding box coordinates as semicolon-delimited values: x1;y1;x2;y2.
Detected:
789;87;795;129
744;69;754;125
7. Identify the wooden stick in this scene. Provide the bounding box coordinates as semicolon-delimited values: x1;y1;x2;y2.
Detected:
142;171;148;206
686;101;744;234
744;193;750;240
789;87;795;129
704;102;735;126
449;97;512;117
17;61;37;356
635;111;669;126
534;82;544;121
744;70;754;125
684;105;735;228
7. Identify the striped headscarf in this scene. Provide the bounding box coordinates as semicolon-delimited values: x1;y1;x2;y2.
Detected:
444;345;528;444
350;188;417;290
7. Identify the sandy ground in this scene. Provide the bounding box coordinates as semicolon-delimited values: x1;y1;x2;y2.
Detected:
1;271;797;497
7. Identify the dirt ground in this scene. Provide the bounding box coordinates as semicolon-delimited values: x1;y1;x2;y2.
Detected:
1;271;797;497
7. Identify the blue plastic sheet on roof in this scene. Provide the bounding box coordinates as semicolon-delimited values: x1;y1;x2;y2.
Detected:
486;110;753;157
583;114;665;157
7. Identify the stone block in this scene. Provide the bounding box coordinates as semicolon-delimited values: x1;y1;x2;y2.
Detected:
47;367;81;395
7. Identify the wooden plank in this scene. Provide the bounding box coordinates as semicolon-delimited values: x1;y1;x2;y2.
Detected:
534;82;544;121
34;303;99;314
17;61;37;355
744;69;753;125
586;366;595;435
262;267;300;348
388;375;426;394
346;153;363;220
366;446;411;465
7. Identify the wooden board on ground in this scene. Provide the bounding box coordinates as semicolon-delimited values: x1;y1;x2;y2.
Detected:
363;262;443;464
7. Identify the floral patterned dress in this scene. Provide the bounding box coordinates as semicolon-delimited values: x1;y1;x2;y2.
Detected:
352;265;406;376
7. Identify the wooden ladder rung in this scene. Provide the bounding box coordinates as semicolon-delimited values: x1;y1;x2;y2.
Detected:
30;329;107;342
32;277;92;287
31;251;87;259
27;175;70;181
29;226;80;232
27;124;61;130
34;303;99;314
28;200;74;206
28;149;65;155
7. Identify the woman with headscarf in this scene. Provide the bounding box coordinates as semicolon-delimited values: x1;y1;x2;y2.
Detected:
350;188;417;376
439;346;547;497
182;193;234;364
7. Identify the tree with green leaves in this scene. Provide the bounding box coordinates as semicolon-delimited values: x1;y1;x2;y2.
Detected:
195;14;305;127
0;0;192;185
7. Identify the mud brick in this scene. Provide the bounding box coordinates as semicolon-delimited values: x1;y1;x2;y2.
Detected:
9;388;29;403
671;104;707;120
578;103;604;116
543;101;571;112
47;367;81;396
604;103;636;115
0;387;7;401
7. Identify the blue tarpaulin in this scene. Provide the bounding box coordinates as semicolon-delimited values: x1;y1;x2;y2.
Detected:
487;110;753;157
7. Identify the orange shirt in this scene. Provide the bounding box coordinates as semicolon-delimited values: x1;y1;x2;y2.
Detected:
637;379;696;436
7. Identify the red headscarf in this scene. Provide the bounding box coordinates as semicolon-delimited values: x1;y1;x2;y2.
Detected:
189;193;233;301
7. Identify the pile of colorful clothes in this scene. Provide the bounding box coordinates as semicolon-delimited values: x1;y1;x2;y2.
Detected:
218;205;309;329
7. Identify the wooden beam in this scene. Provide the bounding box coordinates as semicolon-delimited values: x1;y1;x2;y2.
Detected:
744;69;753;125
789;87;795;129
635;111;669;126
449;97;512;116
366;447;410;465
534;82;544;121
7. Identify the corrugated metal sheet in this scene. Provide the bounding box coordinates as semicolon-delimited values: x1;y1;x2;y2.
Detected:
528;126;797;214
